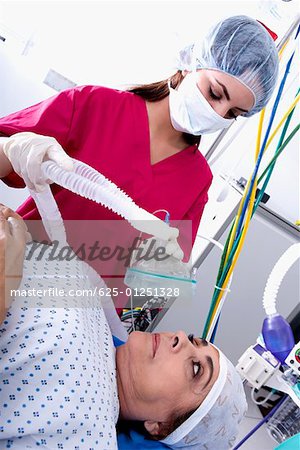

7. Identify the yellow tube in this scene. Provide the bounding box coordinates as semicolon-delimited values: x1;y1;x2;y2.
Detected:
256;109;266;159
263;94;300;155
206;42;298;335
208;109;263;330
218;97;300;312
207;180;257;331
224;108;265;265
278;40;289;59
223;93;300;266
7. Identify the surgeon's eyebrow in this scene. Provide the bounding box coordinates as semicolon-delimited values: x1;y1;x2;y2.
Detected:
215;79;230;101
215;79;249;113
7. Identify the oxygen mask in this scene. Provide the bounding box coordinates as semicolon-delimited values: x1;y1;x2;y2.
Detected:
125;236;196;300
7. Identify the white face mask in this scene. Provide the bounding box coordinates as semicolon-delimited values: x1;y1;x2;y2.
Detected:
168;71;234;135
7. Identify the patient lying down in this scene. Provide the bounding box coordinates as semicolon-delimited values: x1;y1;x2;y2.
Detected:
0;206;247;449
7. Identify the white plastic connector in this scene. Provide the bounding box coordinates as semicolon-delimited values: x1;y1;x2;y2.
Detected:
236;344;280;389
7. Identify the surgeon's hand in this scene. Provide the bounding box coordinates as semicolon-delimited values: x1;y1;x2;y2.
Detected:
0;205;31;324
3;132;74;192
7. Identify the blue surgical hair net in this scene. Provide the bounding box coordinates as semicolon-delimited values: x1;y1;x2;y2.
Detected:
176;15;279;117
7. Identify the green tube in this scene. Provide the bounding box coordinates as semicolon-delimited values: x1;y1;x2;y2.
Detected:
202;93;300;339
255;105;295;205
257;123;300;187
203;123;300;337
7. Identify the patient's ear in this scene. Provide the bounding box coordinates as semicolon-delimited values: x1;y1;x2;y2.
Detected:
144;420;160;436
144;420;171;437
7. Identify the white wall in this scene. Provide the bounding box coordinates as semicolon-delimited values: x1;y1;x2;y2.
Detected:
1;0;298;88
0;45;52;208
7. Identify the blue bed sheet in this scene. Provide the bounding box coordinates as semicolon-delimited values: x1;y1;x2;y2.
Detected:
118;429;168;449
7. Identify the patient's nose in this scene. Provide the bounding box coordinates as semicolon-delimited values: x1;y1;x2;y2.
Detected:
171;330;188;352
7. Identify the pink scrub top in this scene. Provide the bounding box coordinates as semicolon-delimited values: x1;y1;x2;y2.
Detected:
0;85;212;307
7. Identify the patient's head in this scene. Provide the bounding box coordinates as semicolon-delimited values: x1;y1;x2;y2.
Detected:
116;331;247;448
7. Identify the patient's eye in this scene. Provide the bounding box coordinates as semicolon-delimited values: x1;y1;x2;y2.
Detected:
188;334;201;377
193;361;201;377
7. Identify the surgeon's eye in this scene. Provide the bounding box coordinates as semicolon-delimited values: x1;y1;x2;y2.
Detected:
209;87;221;101
193;361;201;377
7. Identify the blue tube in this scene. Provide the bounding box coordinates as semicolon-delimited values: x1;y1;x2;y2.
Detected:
235;47;297;239
233;395;288;450
210;316;219;343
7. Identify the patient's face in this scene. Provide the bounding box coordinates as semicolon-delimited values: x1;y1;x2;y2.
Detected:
116;331;220;423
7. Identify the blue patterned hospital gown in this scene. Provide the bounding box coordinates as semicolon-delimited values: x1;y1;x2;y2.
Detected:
0;243;119;449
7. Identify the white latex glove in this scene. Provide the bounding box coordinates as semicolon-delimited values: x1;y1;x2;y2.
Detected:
0;205;31;322
3;132;74;192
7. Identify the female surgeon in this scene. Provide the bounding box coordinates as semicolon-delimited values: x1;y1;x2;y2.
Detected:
0;15;279;306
